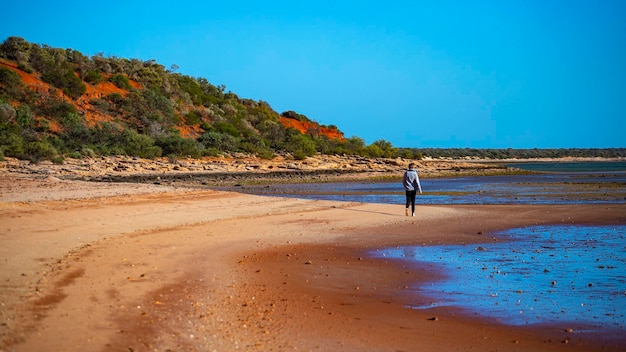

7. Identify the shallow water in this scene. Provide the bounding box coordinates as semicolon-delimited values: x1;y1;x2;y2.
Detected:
224;163;626;332
507;161;626;173
232;172;626;205
372;225;626;329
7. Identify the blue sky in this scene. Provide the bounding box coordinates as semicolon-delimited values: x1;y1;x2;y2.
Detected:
2;0;625;148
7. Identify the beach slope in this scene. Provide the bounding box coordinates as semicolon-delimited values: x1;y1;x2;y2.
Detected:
1;175;625;351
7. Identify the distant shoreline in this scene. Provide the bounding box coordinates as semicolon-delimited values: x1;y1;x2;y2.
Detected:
1;154;511;184
2;155;624;187
453;156;626;163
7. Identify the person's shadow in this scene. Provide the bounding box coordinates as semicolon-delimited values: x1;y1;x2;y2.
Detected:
331;205;402;217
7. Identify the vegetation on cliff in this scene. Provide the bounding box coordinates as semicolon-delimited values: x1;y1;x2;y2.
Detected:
0;37;623;163
1;37;400;163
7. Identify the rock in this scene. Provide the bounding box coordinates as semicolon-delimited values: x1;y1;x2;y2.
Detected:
45;175;61;182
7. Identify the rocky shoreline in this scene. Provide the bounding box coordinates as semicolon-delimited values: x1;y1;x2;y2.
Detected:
1;154;518;187
3;155;625;351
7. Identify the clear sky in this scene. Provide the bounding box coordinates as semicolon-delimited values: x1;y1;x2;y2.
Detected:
2;0;625;148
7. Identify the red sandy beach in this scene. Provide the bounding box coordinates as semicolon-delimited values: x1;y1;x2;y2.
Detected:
1;158;625;351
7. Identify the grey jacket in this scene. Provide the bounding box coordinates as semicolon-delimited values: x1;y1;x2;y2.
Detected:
403;168;422;193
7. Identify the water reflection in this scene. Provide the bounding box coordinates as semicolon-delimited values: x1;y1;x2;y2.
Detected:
372;225;626;328
226;173;626;205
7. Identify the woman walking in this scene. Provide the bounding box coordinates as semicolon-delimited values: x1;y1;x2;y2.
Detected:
402;163;423;216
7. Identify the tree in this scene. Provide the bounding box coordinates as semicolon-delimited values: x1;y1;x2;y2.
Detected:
345;136;366;155
198;131;238;152
258;120;286;148
285;133;316;159
121;129;161;158
155;132;201;158
281;110;310;122
0;37;32;65
372;139;396;158
364;144;383;157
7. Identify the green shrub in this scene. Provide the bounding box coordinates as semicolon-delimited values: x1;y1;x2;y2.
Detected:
344;136;366;155
24;140;58;162
37;97;77;120
371;139;396;158
89;98;110;112
199;121;211;131
41;66;86;99
256;148;275;160
185;110;202;125
60;112;84;128
16;105;34;129
0;102;16;123
109;74;132;89
80;146;96;158
201;147;220;157
176;75;205;105
51;155;64;164
0;36;32;61
198;131;237;152
281;110;310;122
105;92;126;105
292;149;308;160
57;113;92;153
285;134;316;159
363;144;383;158
0;67;24;98
0;123;25;157
213;121;240;137
18;64;33;74
83;69;104;84
35;118;50;132
257;119;286;148
143;89;173;114
120;129;161;158
238;141;259;154
155;133;201;158
398;149;414;159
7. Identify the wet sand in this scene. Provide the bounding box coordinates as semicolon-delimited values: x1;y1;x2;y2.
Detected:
1;174;625;351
